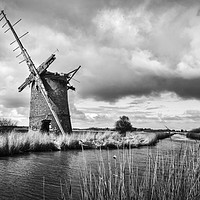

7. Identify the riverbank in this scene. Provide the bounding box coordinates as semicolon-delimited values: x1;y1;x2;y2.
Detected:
0;130;174;156
0;136;199;199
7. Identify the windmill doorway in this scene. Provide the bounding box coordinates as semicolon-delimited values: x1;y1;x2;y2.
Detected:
40;119;51;133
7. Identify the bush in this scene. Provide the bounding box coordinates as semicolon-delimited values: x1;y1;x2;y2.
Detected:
0;118;18;133
115;116;132;136
0;118;17;126
190;127;200;133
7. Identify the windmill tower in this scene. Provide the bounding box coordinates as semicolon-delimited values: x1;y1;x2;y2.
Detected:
0;11;80;134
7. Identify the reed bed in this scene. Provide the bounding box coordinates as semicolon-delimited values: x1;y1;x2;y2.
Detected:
0;131;161;156
187;132;200;140
155;131;173;140
0;131;57;156
78;145;200;200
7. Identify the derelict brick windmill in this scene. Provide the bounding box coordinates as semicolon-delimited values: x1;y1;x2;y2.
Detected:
0;11;80;134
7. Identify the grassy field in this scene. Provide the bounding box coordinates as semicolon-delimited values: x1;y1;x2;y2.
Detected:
0;130;173;156
77;145;200;200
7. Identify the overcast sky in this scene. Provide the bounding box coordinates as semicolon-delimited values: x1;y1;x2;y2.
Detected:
0;0;200;130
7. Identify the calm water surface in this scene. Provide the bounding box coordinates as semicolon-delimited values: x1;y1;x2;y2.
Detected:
0;136;198;200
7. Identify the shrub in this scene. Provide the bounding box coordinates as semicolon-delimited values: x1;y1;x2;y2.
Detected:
115;116;132;136
190;127;200;133
0;118;18;133
0;118;17;126
187;127;200;140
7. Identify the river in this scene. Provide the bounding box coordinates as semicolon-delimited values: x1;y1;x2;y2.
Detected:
0;135;198;200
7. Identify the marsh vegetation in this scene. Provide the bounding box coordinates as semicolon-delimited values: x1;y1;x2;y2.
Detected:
0;130;199;199
77;145;200;200
0;130;174;156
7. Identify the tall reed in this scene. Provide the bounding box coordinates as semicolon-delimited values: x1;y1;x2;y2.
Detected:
79;145;200;200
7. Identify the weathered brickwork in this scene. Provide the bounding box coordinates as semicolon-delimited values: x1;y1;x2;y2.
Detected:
29;72;72;133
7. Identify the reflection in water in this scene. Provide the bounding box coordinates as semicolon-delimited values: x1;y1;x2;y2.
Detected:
0;136;198;200
0;151;81;200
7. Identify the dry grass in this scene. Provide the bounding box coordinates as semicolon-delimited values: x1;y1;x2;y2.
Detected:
0;130;166;156
0;131;58;156
0;130;112;156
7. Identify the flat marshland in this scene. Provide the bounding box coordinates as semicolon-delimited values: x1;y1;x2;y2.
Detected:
0;130;172;156
0;130;200;199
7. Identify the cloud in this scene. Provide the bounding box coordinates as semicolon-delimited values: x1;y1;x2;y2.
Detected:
0;92;29;108
1;0;200;104
70;101;87;121
77;3;200;102
0;104;29;125
184;110;200;121
1;0;200;129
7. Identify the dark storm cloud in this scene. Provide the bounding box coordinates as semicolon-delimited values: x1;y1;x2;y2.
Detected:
76;0;200;102
1;0;200;104
3;0;198;33
2;0;127;32
79;74;200;102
